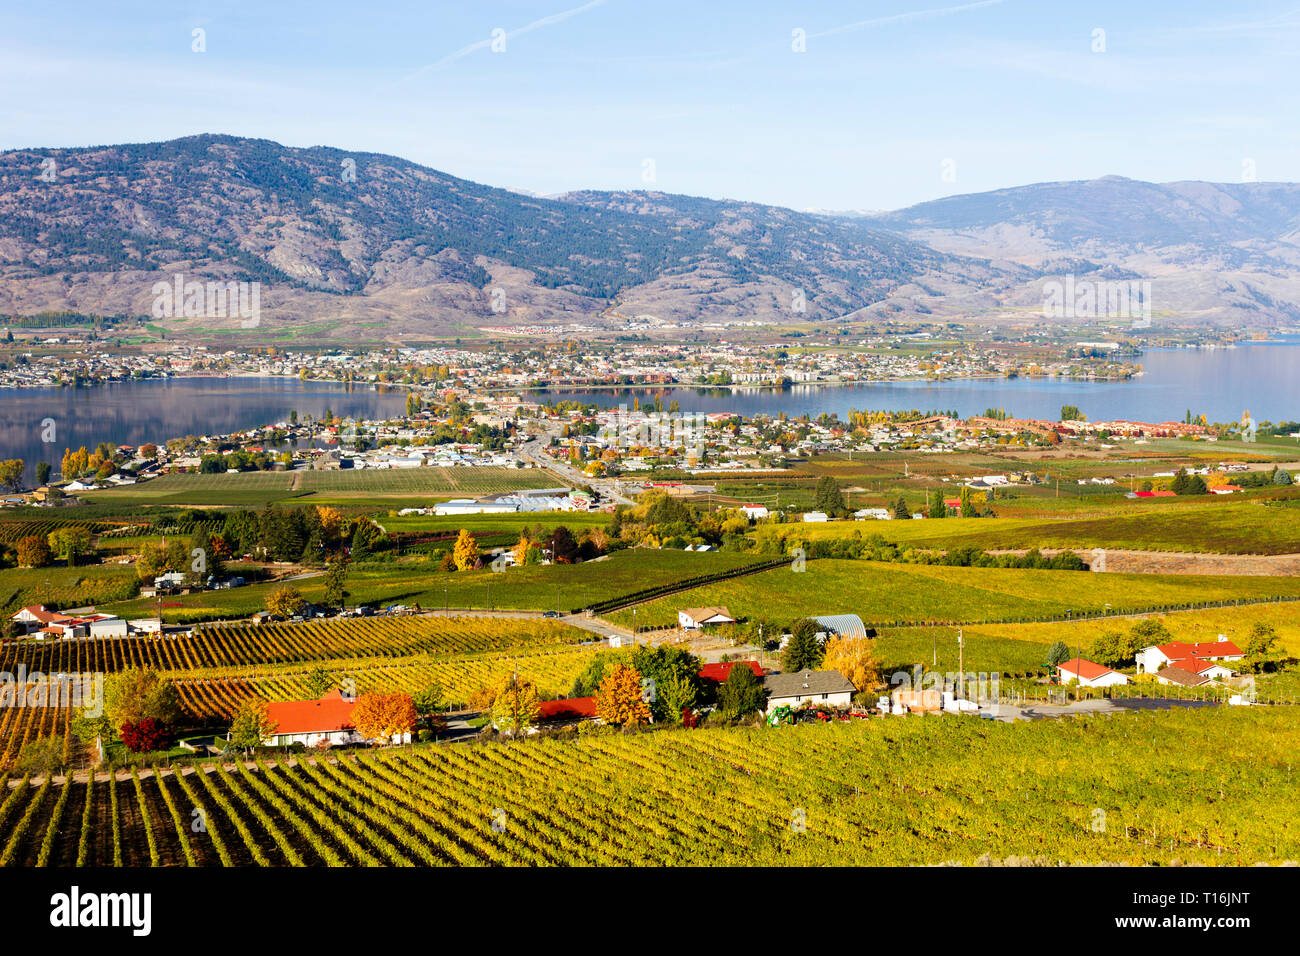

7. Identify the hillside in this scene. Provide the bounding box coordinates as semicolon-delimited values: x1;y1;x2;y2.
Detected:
867;176;1300;325
0;135;1011;340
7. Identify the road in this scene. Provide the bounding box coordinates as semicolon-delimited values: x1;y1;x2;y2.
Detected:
518;433;635;505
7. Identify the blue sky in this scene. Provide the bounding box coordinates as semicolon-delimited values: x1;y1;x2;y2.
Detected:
2;1;1297;210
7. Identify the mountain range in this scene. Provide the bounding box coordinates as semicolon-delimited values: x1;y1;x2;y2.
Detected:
1;135;1297;340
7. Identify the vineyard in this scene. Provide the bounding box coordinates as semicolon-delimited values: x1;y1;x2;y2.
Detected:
1;707;1296;866
0;616;597;769
297;467;544;496
0;565;139;617
607;560;1300;629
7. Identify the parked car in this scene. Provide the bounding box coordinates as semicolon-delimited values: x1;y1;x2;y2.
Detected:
542;610;561;619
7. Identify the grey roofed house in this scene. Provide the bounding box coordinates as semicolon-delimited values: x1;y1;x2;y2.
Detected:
811;614;867;640
763;669;858;700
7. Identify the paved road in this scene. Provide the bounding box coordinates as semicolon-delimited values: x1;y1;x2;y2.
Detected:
519;434;635;505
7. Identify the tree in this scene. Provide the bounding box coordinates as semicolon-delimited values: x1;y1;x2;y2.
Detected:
488;676;541;735
104;667;180;732
1129;619;1172;653
1243;622;1284;673
322;557;349;607
15;535;52;568
717;663;766;720
822;637;879;693
47;526;93;566
228;699;277;752
0;459;23;493
1060;405;1083;422
1043;640;1072;669
353;691;418;744
34;462;51;486
548;525;579;564
452;528;479;571
304;666;333;698
659;669;699;725
120;718;170;753
1273;468;1293;486
814;476;846;515
411;683;444;717
928;488;946;519
266;584;306;618
595;663;652;726
959;486;976;518
1089;630;1138;669
782;618;825;672
892;496;910;520
15;735;64;775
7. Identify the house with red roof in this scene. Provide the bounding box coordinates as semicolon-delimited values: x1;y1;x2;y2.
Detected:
1136;636;1243;676
1056;657;1129;688
698;660;764;683
537;696;597;722
10;605;74;636
259;689;412;747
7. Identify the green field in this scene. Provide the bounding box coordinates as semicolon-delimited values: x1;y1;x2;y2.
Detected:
606;559;1300;629
0;564;139;615
100;547;764;623
752;499;1300;555
78;465;559;505
5;708;1297;866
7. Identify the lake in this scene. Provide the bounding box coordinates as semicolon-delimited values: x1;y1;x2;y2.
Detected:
534;341;1300;426
0;342;1296;484
0;377;408;483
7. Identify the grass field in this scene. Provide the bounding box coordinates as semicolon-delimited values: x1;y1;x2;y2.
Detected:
78;465;558;505
752;499;1300;555
99;547;764;623
605;559;1300;629
4;708;1296;866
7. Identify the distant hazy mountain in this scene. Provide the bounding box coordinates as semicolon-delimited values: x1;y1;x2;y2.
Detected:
0;135;1011;339
867;176;1300;325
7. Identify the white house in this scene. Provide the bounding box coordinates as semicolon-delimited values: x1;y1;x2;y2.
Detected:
677;606;737;630
763;670;857;712
1136;636;1244;675
802;511;829;522
260;689;412;748
1057;657;1129;688
740;504;769;520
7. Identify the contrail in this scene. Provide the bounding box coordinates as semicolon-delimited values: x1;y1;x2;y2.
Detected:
808;0;1007;40
402;0;607;80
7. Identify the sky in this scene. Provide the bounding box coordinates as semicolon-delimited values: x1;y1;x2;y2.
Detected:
2;1;1298;211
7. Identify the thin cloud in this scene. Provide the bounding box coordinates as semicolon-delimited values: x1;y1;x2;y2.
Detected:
401;0;607;81
808;0;1008;40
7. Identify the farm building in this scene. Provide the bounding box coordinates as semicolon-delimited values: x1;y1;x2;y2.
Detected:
537;696;597;722
1057;658;1129;688
259;689;412;748
812;614;868;640
740;504;770;520
698;660;764;683
1136;636;1243;675
763;670;857;713
678;606;737;629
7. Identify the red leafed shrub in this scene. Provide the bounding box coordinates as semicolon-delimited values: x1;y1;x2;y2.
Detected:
120;718;170;753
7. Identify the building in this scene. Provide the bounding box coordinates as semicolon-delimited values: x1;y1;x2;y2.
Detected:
1057;657;1129;688
762;670;857;712
10;605;74;635
260;689;412;747
1136;636;1244;675
811;614;868;640
802;511;829;522
677;606;737;630
698;661;764;683
740;504;769;520
537;697;597;722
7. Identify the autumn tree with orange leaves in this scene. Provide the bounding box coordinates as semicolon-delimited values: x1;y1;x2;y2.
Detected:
595;663;652;727
352;691;417;744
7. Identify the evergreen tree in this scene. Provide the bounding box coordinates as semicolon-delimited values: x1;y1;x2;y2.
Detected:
781;618;825;672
